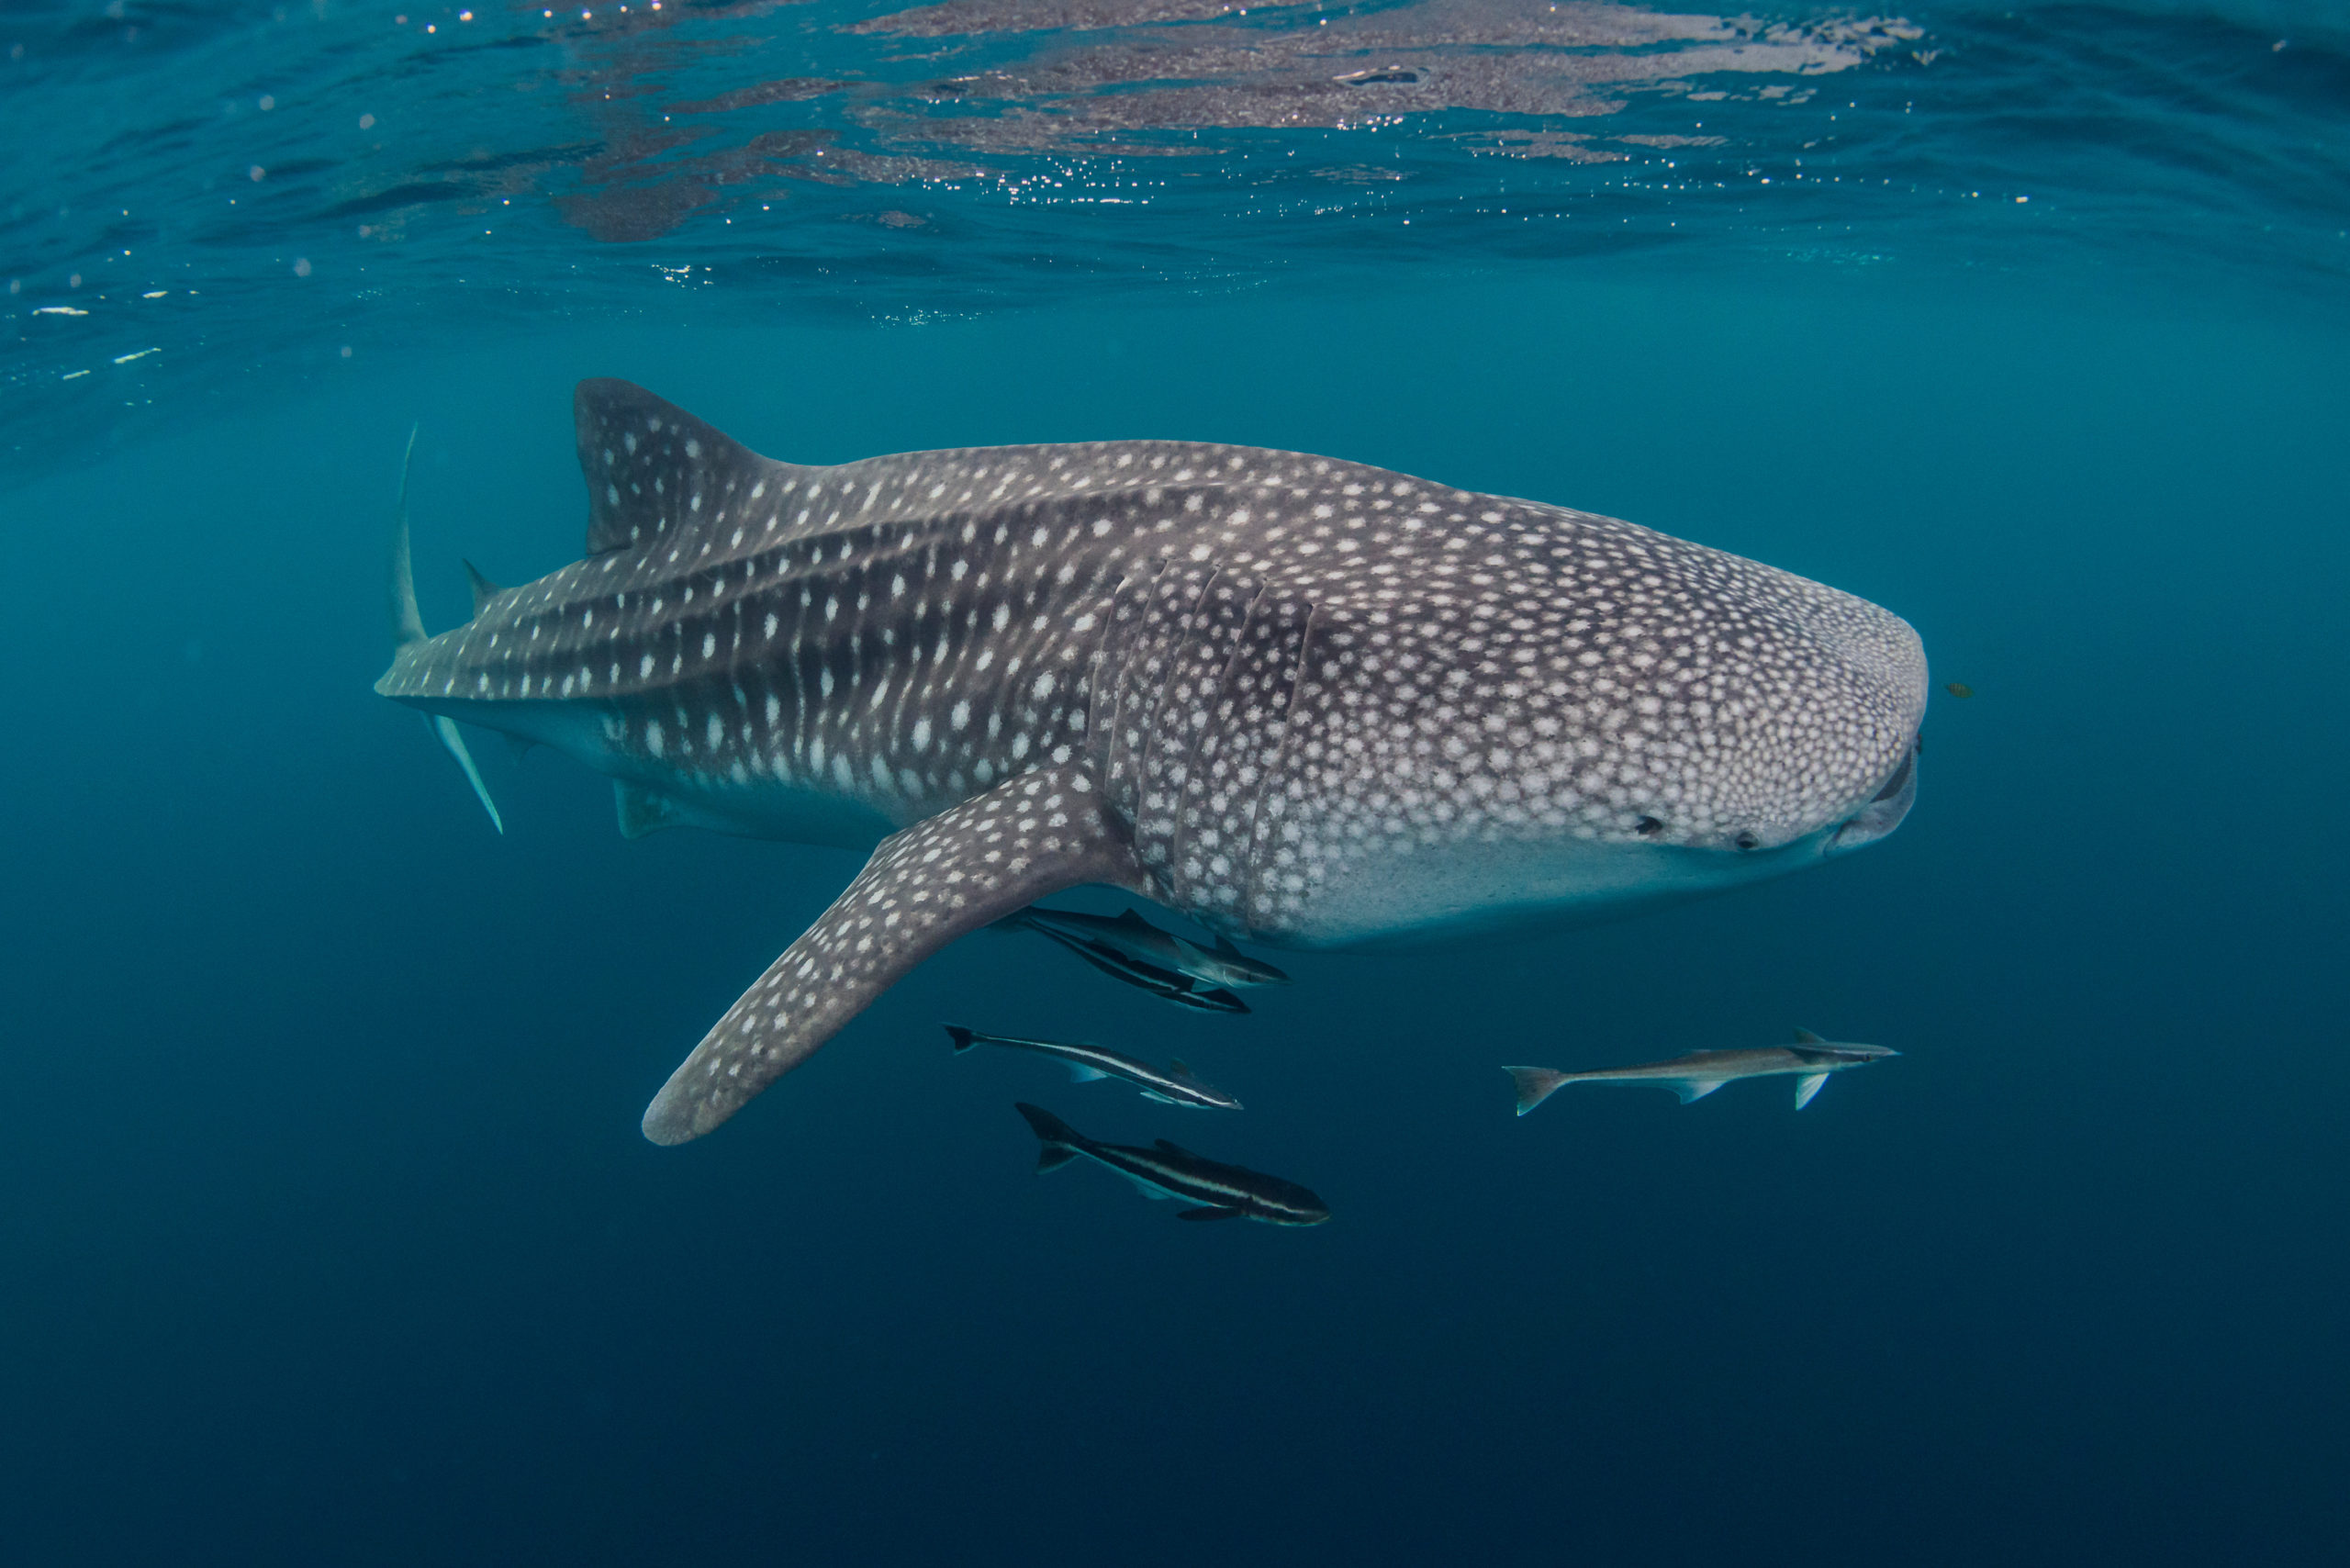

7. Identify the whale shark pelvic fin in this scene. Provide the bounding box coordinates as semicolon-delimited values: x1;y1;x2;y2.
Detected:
388;424;504;835
640;767;1143;1145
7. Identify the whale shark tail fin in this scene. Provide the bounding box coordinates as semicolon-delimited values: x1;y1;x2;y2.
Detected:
1505;1066;1572;1116
387;424;503;835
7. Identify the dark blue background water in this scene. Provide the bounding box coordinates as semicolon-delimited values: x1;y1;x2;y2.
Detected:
6;3;2349;1563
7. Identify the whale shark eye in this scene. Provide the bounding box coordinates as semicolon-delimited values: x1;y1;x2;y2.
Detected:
1633;816;1662;837
1734;832;1760;851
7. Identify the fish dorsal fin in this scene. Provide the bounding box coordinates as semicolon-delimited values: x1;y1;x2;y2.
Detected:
1154;1138;1199;1159
1794;1028;1826;1045
1169;1058;1192;1077
1213;935;1243;956
462;558;501;618
1114;909;1153;929
573;378;775;557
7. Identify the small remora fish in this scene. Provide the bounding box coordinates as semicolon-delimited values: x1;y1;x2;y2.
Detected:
1505;1030;1898;1115
1013;1103;1328;1225
946;1025;1242;1110
1006;905;1288;1014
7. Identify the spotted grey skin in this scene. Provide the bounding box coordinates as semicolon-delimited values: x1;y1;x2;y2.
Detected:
375;380;1926;1144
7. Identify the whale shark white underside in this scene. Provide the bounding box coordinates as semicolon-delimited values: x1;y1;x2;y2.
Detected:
376;380;1927;1144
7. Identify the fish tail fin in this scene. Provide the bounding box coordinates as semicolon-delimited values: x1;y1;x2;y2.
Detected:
387;424;503;835
1504;1066;1573;1116
1014;1102;1083;1173
945;1025;978;1054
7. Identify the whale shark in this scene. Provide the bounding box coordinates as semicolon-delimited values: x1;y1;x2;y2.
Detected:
375;380;1926;1144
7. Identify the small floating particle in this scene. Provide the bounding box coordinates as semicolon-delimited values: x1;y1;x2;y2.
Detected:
62;369;90;380
141;289;168;298
1944;681;1974;700
112;347;157;364
35;305;90;316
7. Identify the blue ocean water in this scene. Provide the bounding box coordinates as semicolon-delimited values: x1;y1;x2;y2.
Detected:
4;3;2348;1563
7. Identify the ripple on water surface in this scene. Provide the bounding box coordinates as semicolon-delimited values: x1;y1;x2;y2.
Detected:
2;0;2346;482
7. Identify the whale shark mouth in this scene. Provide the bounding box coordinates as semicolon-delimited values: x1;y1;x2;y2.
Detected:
1827;744;1918;856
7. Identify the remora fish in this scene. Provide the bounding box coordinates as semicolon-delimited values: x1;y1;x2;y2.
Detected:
946;1025;1242;1109
1013;1103;1327;1224
1505;1030;1899;1114
1007;905;1287;1012
373;381;1926;1144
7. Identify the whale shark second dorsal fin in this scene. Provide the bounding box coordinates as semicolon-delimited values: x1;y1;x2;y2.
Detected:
462;559;502;618
574;379;778;557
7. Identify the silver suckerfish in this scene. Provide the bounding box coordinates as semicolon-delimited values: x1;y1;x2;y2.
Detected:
1505;1030;1897;1114
946;1025;1242;1109
1014;1103;1327;1225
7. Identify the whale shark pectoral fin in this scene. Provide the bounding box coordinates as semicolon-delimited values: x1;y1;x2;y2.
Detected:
640;767;1141;1146
1671;1080;1725;1103
1794;1072;1830;1110
429;715;503;835
613;781;682;840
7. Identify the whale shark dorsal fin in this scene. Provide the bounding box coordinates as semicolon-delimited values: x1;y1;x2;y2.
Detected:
613;781;683;839
1794;1072;1831;1110
462;559;502;618
1794;1028;1826;1045
574;379;775;557
640;767;1144;1145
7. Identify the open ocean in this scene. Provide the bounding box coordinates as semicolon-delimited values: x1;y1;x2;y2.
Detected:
3;2;2346;1562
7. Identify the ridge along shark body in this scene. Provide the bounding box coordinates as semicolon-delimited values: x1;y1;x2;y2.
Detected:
375;381;1927;1145
1505;1030;1899;1115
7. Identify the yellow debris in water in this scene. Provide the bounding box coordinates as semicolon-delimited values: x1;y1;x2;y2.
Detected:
1945;681;1975;699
